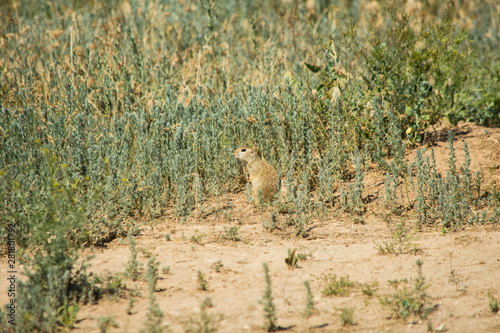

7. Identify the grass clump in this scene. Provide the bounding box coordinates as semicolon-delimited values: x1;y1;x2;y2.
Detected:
339;307;356;326
488;293;499;314
380;260;435;321
322;275;354;297
221;226;241;241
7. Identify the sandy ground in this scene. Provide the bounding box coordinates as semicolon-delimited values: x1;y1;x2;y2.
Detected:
1;122;500;332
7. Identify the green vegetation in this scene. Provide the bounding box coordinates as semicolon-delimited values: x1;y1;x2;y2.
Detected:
210;260;224;273
142;256;166;333
374;220;420;255
15;237;100;331
303;280;317;319
221;226;241;241
98;316;119;333
197;270;209;291
191;231;207;245
339;307;356;326
322;274;354;296
380;260;435;321
1;0;499;331
284;248;299;268
361;282;379;297
259;263;278;332
488;293;499;314
125;231;142;280
185;298;220;333
2;0;498;252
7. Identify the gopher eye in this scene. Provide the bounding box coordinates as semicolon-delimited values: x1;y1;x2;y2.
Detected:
241;148;246;152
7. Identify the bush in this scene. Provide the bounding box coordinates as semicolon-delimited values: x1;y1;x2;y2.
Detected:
16;238;100;332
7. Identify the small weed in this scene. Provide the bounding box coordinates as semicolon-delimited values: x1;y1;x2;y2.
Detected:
263;211;279;232
259;263;278;332
380;260;435;321
303;280;317;319
191;231;206;245
198;270;209;291
162;266;171;274
57;300;80;329
388;278;409;287
141;256;165;333
127;298;136;315
322;275;354;296
140;248;154;258
125;232;142;281
210;260;224;272
296;252;312;261
222;226;241;241
374;240;396;255
448;253;465;293
184;297;221;333
339;307;356;326
129;284;142;297
165;233;171;241
374;220;420;255
361;282;379;297
488;293;499;313
98;316;119;333
105;274;125;299
146;257;160;293
284;248;299;268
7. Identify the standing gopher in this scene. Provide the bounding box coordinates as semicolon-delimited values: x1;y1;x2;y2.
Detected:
234;147;279;205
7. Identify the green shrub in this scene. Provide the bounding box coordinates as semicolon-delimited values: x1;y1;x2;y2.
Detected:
16;238;100;332
322;275;354;296
380;260;435;321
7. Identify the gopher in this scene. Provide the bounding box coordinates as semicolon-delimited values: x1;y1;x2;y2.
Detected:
234;147;279;205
